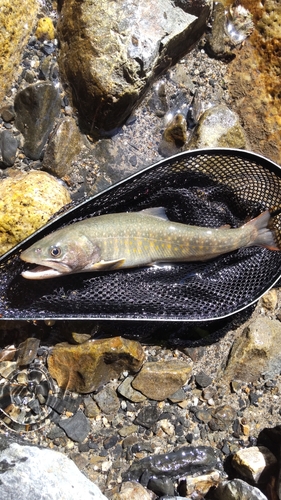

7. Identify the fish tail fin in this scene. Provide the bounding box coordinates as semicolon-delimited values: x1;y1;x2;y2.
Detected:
246;210;280;251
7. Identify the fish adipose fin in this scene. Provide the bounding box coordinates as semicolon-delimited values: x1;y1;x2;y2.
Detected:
246;210;280;251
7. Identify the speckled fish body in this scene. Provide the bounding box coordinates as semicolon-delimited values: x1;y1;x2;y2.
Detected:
20;208;278;279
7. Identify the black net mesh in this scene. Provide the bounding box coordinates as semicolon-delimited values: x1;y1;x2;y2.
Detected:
1;148;281;321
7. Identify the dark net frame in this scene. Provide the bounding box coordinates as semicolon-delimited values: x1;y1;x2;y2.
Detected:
1;148;281;321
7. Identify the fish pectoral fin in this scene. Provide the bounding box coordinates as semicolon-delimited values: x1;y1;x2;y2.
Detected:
87;258;126;271
218;224;231;230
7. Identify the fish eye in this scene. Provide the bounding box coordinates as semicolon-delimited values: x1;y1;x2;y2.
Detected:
50;246;61;258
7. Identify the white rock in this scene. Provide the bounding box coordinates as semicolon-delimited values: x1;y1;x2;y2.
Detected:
0;441;108;500
232;445;277;483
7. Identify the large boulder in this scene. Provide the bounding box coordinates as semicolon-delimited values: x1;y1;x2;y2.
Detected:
57;0;210;133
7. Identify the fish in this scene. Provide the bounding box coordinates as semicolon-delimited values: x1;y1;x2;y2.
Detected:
20;207;279;280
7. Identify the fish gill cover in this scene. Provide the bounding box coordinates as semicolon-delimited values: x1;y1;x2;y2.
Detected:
0;148;281;321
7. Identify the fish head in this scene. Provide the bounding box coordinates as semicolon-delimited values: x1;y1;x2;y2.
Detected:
20;227;101;279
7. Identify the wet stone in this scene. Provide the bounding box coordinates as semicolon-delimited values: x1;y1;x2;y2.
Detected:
147;476;175;496
14;81;61;160
123;445;220;485
93;386;120;416
58;411;90;443
0;130;17;167
186;103;247;149
58;0;210;133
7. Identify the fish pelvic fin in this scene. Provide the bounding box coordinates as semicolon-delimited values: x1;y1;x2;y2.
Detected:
246;210;280;251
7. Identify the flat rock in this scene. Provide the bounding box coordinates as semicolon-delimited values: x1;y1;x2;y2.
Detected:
186;104;247;149
0;170;71;255
0;438;107;500
131;360;192;400
14;82;61;159
57;0;210;133
58;411;91;442
223;317;281;382
0;0;38;106
48;336;145;393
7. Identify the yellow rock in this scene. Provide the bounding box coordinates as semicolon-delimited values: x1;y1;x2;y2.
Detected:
0;0;39;106
0;171;71;255
48;337;145;393
35;17;55;41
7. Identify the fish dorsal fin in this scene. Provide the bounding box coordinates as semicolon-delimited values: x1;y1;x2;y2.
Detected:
140;207;169;220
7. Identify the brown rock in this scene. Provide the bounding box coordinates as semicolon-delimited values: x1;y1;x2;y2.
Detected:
131;360;192;400
0;0;38;106
48;337;145;393
111;481;152;500
227;0;281;164
57;0;210;133
223;317;281;383
0;171;71;255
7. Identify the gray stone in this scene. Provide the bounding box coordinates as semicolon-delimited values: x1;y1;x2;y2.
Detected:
117;375;147;403
214;478;268;500
58;410;91;442
14;82;61;159
186;104;247;149
94;386;120;415
58;0;210;133
0;439;108;500
0;130;18;167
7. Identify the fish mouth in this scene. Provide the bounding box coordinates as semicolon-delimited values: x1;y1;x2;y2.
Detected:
21;265;67;280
